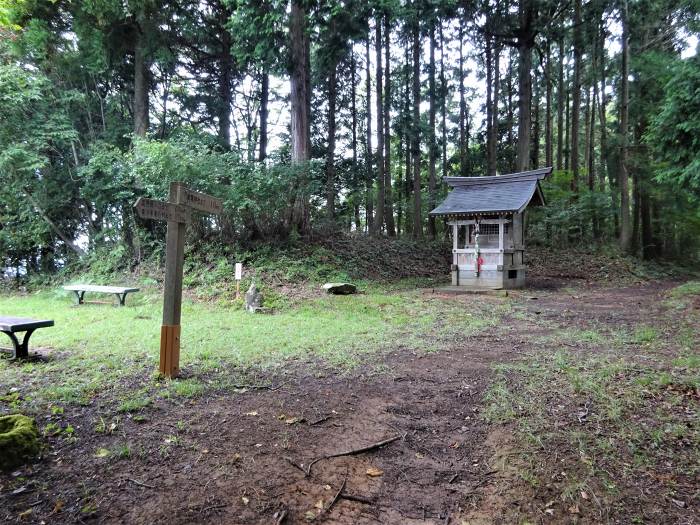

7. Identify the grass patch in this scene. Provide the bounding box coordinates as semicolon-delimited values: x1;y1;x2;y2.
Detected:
484;349;700;518
0;283;504;416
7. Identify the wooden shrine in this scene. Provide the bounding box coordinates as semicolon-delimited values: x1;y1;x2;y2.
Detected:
429;167;551;290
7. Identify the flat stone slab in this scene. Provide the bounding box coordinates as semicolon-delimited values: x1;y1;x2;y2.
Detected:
432;286;509;297
322;283;357;295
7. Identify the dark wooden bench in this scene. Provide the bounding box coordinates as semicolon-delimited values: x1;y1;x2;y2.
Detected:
63;285;140;306
0;317;54;359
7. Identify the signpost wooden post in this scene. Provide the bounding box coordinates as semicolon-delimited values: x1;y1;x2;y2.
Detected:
134;182;222;378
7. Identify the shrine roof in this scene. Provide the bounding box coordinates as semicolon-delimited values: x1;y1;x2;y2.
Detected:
429;167;551;217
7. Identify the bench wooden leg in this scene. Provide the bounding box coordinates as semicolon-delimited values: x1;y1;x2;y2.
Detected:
72;290;85;305
1;329;33;359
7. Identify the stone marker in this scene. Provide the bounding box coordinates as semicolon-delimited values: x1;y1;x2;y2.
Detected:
245;282;263;313
322;282;357;295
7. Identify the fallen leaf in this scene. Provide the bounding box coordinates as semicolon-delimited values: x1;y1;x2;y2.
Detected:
94;448;111;458
449;442;460;449
285;417;301;425
53;500;64;513
415;453;424;459
18;509;32;520
580;491;589;500
232;453;241;461
366;467;384;477
241;497;249;505
314;499;324;509
323;484;332;491
544;508;554;515
244;411;258;416
568;504;580;514
304;510;317;521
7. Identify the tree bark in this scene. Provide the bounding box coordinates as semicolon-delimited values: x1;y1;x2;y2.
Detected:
384;14;396;236
459;23;467;176
326;63;337;218
571;0;582;191
351;52;361;230
412;21;422;238
556;38;565;170
259;70;269;161
532;78;540;168
218;7;233;148
365;35;374;232
428;22;437;239
374;17;385;234
545;41;553;167
134;27;149;137
618;0;632;252
439;19;448;181
289;0;311;233
515;0;535;172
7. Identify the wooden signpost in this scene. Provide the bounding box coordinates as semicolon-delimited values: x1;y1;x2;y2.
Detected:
134;182;222;378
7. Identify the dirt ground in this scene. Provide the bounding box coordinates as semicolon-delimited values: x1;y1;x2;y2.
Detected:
1;277;697;524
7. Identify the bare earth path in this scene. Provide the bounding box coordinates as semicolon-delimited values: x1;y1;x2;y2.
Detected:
2;279;696;524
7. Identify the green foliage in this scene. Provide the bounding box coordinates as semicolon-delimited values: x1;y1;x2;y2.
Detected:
647;55;700;197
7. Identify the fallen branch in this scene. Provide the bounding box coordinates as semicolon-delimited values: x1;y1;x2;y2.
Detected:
273;508;288;524
284;456;306;474
305;435;401;477
309;415;333;426
127;478;155;489
339;493;376;505
319;472;347;519
230;381;289;391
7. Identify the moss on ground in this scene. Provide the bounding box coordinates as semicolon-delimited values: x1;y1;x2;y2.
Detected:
0;414;41;470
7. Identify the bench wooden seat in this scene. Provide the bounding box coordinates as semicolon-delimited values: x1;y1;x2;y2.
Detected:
0;317;54;359
63;285;140;306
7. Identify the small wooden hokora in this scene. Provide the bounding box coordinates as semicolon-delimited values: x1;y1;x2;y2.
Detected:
429;167;551;290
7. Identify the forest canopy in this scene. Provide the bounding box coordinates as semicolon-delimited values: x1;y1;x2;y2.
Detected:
1;0;699;277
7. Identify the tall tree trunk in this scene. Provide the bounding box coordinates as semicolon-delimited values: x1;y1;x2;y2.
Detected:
597;21;608;193
556;37;565;170
375;18;385;235
587;86;595;190
515;0;534;172
289;0;311;233
459;23;468;176
134;28;149;137
618;0;632;252
564;78;570;171
351;52;361;230
218;10;233;147
641;186;654;258
545;41;553;167
428;22;437;238
412;21;422;238
365;36;374;232
439;19;448;180
384;13;396;236
571;0;582;191
259;70;269;161
404;38;412;236
326;64;337;219
531;78;540;168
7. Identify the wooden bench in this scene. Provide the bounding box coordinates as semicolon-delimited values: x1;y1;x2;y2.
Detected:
0;317;54;359
63;285;140;306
